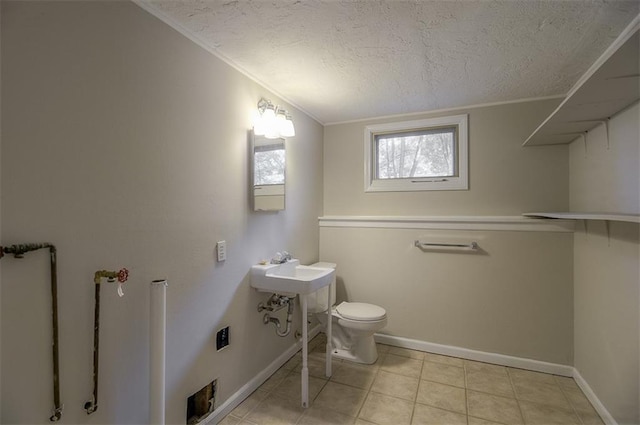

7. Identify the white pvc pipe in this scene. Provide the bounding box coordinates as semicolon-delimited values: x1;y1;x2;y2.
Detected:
150;279;168;425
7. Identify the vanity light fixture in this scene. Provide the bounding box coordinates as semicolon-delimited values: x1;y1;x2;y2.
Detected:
254;98;295;139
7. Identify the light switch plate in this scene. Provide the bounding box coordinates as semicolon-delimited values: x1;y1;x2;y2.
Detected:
216;240;226;262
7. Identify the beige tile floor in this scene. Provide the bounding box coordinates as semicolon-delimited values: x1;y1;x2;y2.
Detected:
221;335;603;425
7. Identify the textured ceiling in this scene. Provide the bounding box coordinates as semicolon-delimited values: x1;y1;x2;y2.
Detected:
138;0;639;124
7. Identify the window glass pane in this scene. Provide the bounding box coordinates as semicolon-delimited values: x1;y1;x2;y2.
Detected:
254;145;285;185
375;127;456;179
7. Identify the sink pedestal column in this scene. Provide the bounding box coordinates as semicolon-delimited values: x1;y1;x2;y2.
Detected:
299;290;332;408
301;294;309;408
325;285;332;377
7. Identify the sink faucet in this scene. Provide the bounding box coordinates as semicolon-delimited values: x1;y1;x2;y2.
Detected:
270;251;292;264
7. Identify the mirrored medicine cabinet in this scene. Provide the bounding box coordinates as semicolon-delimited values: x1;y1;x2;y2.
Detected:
252;131;285;211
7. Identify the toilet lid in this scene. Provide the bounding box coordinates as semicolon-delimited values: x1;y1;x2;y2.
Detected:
336;302;386;321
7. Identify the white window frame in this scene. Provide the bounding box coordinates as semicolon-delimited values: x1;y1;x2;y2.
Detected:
364;114;468;192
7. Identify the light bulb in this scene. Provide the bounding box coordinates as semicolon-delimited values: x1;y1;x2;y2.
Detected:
275;109;287;136
281;114;295;137
262;105;278;138
263;104;276;122
264;125;280;139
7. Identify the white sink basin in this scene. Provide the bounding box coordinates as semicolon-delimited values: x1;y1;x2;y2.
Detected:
251;259;334;296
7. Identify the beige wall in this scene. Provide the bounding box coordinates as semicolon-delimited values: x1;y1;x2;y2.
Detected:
0;2;323;424
570;103;640;424
324;99;567;216
320;100;575;364
320;226;574;365
570;103;640;214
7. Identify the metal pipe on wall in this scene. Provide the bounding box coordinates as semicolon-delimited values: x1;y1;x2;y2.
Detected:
0;243;63;422
84;268;129;415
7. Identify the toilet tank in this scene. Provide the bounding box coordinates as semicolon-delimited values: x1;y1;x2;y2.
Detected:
307;262;336;313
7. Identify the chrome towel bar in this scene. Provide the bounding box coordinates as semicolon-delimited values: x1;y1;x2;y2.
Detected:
414;240;478;250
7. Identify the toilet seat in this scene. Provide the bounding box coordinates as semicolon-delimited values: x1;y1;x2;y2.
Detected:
335;302;386;321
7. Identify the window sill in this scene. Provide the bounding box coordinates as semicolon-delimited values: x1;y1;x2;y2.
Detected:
366;178;468;192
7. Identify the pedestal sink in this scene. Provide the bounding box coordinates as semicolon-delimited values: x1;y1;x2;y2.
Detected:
250;259;334;296
251;259;334;408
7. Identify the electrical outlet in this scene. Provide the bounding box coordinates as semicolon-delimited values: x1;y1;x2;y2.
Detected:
216;240;226;262
216;326;229;351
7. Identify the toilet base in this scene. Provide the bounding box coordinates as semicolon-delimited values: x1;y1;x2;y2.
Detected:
332;346;378;365
330;332;378;364
315;309;385;365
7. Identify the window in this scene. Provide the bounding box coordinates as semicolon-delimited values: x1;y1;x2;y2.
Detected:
364;114;468;192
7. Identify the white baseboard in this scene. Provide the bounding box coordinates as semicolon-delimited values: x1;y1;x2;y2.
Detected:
374;333;574;377
573;369;618;425
205;325;322;424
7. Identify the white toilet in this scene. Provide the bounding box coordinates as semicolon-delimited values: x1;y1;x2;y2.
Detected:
308;262;387;364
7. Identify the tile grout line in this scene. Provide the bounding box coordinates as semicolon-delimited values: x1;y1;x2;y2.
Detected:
238;368;286;421
463;361;518;425
556;376;588;425
463;359;470;425
407;354;426;425
413;354;472;422
506;367;527;425
352;350;384;423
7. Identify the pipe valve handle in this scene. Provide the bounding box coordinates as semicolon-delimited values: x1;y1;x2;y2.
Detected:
117;268;129;283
